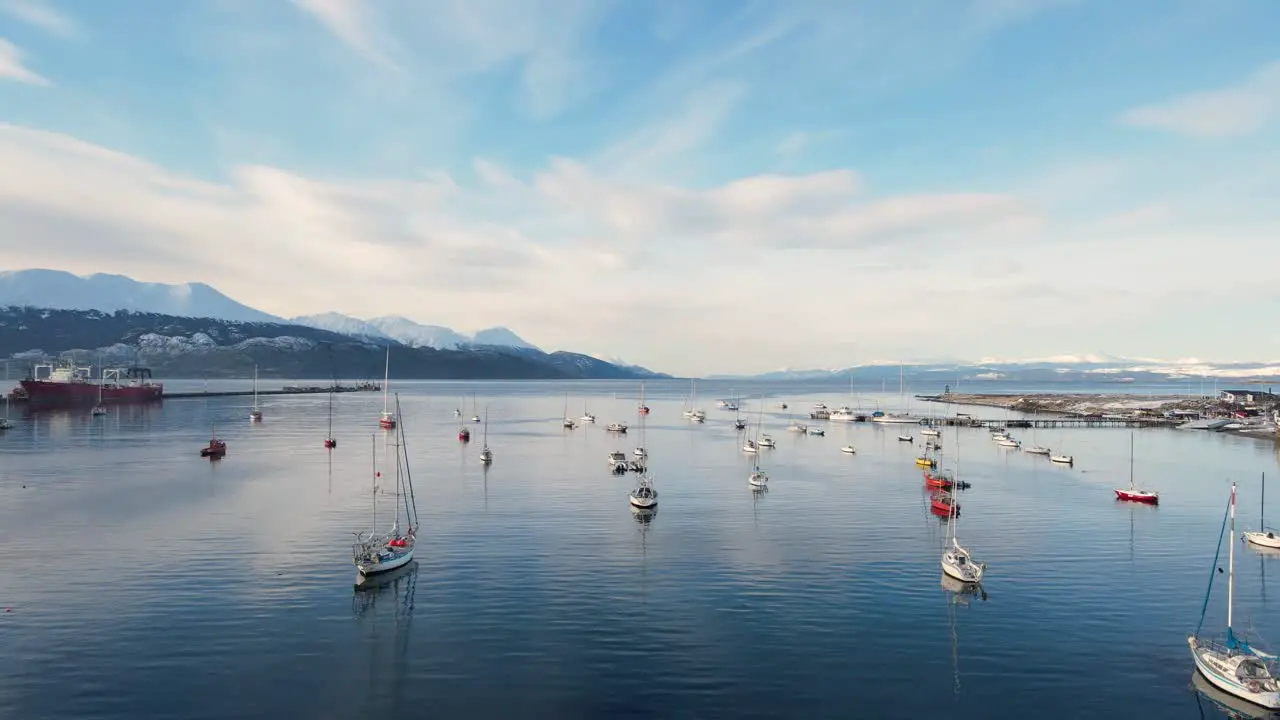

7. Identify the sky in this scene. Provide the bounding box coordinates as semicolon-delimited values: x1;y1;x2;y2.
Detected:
0;0;1278;376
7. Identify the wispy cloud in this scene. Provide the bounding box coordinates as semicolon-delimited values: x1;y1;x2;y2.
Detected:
0;38;49;85
291;0;402;71
0;0;77;38
595;81;747;179
1120;60;1280;138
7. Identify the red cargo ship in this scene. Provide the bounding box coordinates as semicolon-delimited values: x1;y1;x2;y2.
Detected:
18;363;163;408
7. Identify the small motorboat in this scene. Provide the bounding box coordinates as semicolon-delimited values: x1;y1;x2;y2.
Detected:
201;438;227;458
633;447;648;457
562;418;576;429
840;445;857;454
807;426;825;436
921;428;940;437
915;455;937;468
1050;454;1073;465
607;422;629;433
580;413;596;424
787;423;808;433
757;434;775;448
608;451;627;465
471;415;481;423
898;434;913;443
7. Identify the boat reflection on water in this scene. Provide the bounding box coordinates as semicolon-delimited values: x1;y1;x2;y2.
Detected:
631;505;657;526
941;572;985;699
1193;670;1280;719
941;573;987;602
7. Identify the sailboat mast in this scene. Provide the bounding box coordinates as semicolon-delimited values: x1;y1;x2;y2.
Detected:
1229;482;1237;631
1263;472;1267;530
382;347;390;413
370;434;377;533
328;388;334;437
1129;433;1135;489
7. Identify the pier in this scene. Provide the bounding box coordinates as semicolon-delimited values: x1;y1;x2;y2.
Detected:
814;415;1177;429
162;384;380;400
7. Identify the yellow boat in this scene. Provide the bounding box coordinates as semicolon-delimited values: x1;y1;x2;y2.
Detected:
915;456;937;468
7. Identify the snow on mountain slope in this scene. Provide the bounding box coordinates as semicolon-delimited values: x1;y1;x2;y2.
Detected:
366;316;471;349
472;326;540;350
0;269;280;323
291;312;392;341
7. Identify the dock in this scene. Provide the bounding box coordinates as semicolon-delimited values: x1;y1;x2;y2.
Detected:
162;384;380;400
812;415;1177;429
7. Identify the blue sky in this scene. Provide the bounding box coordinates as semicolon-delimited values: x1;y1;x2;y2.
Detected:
1;0;1278;375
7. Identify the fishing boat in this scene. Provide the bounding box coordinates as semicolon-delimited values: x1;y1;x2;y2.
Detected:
378;347;395;430
606;422;628;433
1188;482;1280;709
479;410;493;465
629;411;658;509
608;451;627;465
201;424;226;458
931;492;959;517
1115;433;1159;504
1244;473;1280;549
324;384;337;449
248;364;263;422
353;399;420;576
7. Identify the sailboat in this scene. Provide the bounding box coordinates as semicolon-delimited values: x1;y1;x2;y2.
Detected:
629;409;658;509
90;367;107;416
1188;482;1280;709
579;398;596;424
873;364;919;423
378;347;396;430
457;406;471;442
561;393;576;429
0;394;12;430
749;397;769;488
471;392;480;423
479;409;493;464
1025;410;1049;455
324;384;338;448
733;395;747;431
353;397;419;576
683;380;705;421
1115;433;1158;504
1244;473;1280;549
248;364;263;422
941;427;983;582
637;382;650;415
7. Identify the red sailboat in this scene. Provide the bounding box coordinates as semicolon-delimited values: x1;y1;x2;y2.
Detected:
925;469;954;490
201;424;226;459
931;492;959;517
458;427;471;442
1114;433;1158;505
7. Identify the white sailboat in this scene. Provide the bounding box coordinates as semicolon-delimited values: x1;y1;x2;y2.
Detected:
0;394;12;430
470;392;480;423
378;347;395;430
1189;482;1280;709
580;398;596;424
324;384;337;449
353;397;419;576
248;364;263;422
683;379;706;421
941;429;985;583
90;366;106;416
749;396;769;488
479;409;493;465
872;364;919;423
1025;411;1050;455
1244;473;1280;549
629;410;658;509
562;393;576;429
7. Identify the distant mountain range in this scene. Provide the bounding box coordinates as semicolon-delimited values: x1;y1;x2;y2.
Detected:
713;356;1280;384
0;269;544;354
0;269;665;378
0;306;666;380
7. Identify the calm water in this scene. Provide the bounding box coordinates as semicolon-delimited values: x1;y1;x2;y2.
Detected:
3;380;1280;719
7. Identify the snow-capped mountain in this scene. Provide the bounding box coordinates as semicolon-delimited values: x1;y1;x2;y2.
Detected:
0;269;281;323
292;312;540;351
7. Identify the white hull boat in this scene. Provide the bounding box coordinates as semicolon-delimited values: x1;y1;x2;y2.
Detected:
787;423;807;433
840;445;856;454
353;398;420;578
1025;445;1051;455
1050;455;1074;465
898;434;913;442
757;434;775;448
1189;482;1280;709
921;428;940;437
580;414;596;424
872;414;919;424
633;447;647;457
356;543;415;576
609;451;627;465
742;442;758;453
940;433;984;584
807;427;825;436
749;469;768;488
1245;472;1280;549
996;439;1020;448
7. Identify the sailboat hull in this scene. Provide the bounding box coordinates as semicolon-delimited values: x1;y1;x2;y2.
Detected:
357;546;415;576
941;557;983;584
1244;531;1280;549
1115;489;1159;504
1190;639;1280;709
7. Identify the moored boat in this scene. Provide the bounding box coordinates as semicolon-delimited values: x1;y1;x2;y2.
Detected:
21;362;162;408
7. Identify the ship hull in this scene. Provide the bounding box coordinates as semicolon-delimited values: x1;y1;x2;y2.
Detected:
19;380;163;408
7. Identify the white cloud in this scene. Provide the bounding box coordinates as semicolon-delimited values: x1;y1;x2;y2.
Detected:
0;38;49;85
1120;60;1280;138
0;0;76;38
291;0;402;71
